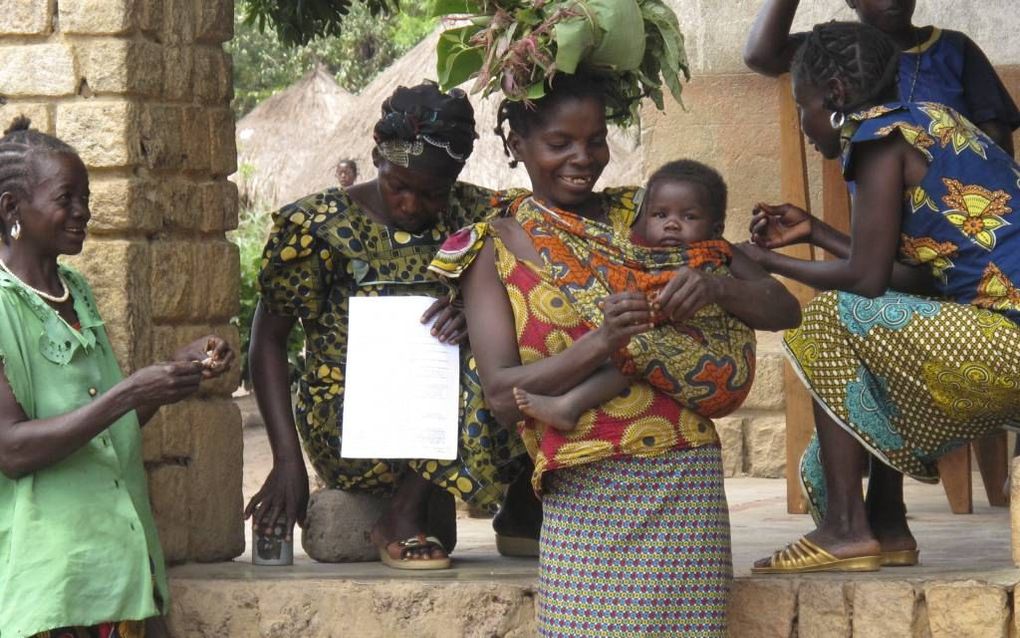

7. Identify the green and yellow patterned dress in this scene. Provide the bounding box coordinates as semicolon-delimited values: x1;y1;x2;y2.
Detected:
257;183;525;510
788;102;1020;521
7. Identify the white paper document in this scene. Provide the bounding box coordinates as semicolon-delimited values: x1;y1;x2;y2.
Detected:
341;296;460;460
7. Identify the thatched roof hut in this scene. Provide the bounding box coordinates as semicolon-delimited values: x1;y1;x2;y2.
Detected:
236;31;646;210
235;64;355;207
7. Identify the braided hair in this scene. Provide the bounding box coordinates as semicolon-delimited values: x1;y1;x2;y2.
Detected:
791;22;901;113
372;82;477;173
0;116;77;200
495;73;609;168
645;159;727;223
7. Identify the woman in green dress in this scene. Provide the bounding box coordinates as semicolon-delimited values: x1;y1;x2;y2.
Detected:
0;117;233;637
245;83;534;569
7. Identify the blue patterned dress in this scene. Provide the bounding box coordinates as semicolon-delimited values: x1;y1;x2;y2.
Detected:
786;102;1020;521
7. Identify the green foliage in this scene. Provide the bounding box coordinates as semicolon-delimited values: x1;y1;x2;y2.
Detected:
229;188;305;388
431;0;689;126
241;0;399;47
229;0;438;117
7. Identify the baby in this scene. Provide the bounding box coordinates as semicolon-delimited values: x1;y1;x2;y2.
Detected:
514;159;738;430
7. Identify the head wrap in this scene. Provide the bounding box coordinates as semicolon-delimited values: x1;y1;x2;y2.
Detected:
373;83;477;172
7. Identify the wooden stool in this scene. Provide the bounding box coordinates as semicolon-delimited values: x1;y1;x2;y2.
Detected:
776;76;1010;514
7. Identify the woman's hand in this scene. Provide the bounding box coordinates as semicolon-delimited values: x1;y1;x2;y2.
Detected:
597;292;654;351
421;297;468;344
172;335;235;379
750;202;813;249
653;267;719;324
123;361;206;407
244;460;309;541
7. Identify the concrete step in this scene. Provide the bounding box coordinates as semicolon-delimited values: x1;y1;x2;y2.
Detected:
170;477;1016;637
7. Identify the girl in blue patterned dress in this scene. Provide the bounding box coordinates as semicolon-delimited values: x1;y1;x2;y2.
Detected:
743;21;1020;574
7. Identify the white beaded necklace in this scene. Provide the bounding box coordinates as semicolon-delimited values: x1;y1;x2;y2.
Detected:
0;260;70;303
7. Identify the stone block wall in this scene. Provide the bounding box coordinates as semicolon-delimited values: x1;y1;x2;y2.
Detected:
0;0;242;562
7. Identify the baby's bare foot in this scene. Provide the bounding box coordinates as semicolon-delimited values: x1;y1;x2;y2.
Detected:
514;387;579;432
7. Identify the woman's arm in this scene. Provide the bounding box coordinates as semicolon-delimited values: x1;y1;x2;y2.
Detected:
743;0;802;76
747;137;916;297
460;239;650;427
133;335;236;426
243;302;309;538
750;200;938;295
0;360;205;479
722;247;802;330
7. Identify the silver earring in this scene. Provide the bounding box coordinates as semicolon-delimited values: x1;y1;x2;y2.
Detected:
10;220;20;241
829;111;846;130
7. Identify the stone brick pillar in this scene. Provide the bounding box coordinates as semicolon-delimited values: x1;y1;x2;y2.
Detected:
0;0;242;562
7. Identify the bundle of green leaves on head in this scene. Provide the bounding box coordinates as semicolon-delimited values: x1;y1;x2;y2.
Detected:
430;0;689;126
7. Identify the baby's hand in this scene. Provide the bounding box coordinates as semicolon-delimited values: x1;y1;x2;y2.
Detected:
598;292;654;351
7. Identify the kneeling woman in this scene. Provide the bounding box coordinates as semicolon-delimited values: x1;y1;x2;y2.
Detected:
0;118;233;637
246;83;529;569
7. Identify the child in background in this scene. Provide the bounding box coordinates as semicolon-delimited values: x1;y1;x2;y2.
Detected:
743;0;1019;156
514;159;753;431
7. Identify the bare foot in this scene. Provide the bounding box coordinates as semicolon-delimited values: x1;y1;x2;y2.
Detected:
863;498;917;554
513;387;579;431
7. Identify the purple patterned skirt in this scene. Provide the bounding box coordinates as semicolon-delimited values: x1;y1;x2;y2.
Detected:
538;445;732;637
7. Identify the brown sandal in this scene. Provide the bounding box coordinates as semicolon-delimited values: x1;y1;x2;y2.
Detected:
378;534;451;571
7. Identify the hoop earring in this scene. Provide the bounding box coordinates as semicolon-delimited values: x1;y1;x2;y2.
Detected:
10;220;20;241
830;111;846;130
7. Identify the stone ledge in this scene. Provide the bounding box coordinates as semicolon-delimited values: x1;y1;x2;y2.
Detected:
167;567;1019;638
169;577;537;638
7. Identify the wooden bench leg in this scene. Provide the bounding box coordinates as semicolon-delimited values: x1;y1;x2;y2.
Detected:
938;444;973;514
784;363;814;514
974;430;1009;507
777;75;817;515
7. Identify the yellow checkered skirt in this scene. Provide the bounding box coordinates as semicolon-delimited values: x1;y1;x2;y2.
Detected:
785;290;1020;521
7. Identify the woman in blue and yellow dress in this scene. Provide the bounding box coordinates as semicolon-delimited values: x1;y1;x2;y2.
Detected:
746;22;1020;573
245;83;531;569
744;0;1020;156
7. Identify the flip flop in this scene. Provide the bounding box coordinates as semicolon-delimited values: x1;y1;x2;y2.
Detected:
378;534;451;570
752;537;881;574
880;548;919;567
495;533;540;558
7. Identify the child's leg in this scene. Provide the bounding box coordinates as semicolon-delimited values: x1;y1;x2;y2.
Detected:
514;362;631;431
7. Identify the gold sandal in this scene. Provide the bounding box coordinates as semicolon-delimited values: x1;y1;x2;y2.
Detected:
752;537;882;574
